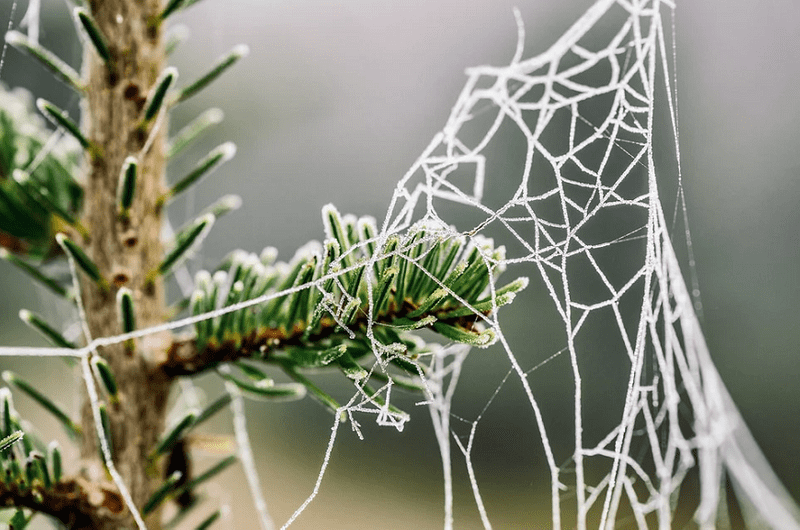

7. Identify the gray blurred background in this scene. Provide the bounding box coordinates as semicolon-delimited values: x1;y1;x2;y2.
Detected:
1;0;798;528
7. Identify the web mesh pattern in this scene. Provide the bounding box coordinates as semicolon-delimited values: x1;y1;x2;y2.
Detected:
364;0;800;528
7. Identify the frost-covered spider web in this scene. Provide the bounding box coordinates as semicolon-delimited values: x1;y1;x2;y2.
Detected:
357;0;800;528
2;0;800;529
351;0;800;529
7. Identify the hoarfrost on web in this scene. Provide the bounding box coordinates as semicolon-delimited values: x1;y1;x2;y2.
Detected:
358;0;800;528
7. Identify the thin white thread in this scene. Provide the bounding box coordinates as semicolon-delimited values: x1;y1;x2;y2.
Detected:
20;0;39;44
225;382;275;530
0;346;83;357
280;400;351;529
0;0;18;78
81;354;148;530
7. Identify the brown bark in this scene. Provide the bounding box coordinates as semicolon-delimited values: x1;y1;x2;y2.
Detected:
78;1;172;527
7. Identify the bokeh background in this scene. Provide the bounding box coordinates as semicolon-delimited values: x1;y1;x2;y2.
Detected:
1;0;799;528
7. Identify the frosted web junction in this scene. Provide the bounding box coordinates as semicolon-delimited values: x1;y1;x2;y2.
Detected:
2;0;800;529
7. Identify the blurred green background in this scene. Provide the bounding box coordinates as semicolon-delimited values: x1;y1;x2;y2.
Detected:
1;1;799;528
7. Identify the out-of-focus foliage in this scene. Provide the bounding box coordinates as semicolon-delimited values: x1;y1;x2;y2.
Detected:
0;84;81;260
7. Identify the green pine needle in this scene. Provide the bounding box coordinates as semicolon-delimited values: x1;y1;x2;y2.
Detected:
322;204;353;268
143;471;183;514
150;214;215;282
175;456;236;499
336;351;368;381
0;431;24;453
220;368;306;402
195;510;221;530
91;356;119;402
431;321;496;348
1;388;14;438
2;371;81;438
406;288;447;319
98;403;113;461
12;169;88;237
235;361;271;383
372;266;397;316
4;31;84;92
25;456;40;485
56;233;109;291
48;441;62;482
19;309;77;349
143;67;178;123
437;291;518;319
160;0;188;20
167;108;224;159
161;143;236;203
74;8;111;63
117;287;136;333
357;216;378;262
154;411;197;456
336;297;361;331
0;249;72;300
193;394;233;428
318;344;347;365
173;45;249;104
117;156;138;216
31;451;51;489
279;362;342;416
36;99;92;150
388;315;437;331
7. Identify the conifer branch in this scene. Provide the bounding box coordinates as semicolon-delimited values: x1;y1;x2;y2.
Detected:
161;218;527;382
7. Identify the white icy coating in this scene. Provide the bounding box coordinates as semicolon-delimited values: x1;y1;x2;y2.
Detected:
1;0;799;529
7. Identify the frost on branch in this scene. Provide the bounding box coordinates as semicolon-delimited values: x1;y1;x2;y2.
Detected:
165;206;525;420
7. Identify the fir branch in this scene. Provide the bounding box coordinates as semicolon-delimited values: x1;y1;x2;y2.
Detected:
162;226;526;378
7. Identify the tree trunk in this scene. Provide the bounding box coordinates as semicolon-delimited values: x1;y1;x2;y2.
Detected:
78;0;171;527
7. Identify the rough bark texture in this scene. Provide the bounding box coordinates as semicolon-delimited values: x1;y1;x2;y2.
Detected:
78;0;171;528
